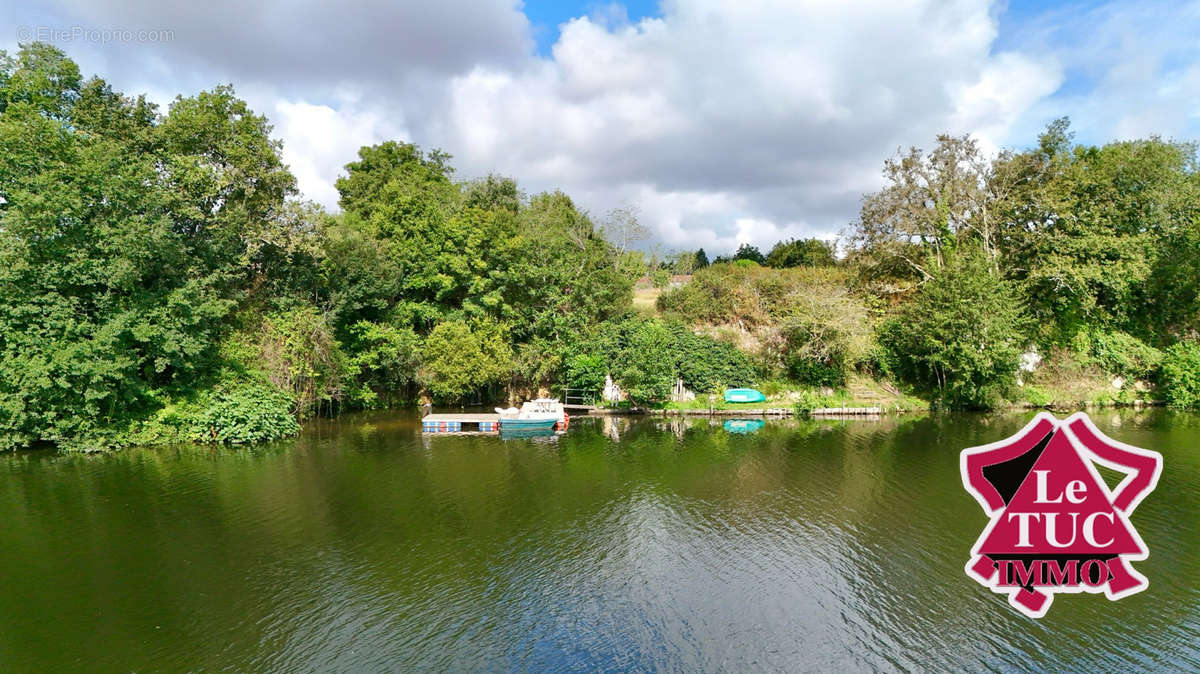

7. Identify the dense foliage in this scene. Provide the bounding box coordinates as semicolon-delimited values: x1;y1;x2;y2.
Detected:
5;43;1200;452
658;264;871;386
0;44;635;449
566;317;758;403
845;120;1200;408
766;238;837;268
0;45;290;450
878;255;1027;409
1160;343;1200;409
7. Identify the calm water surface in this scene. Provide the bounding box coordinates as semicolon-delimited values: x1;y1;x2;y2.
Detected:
1;410;1197;671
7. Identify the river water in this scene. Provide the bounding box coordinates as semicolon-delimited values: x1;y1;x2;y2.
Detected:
0;409;1196;671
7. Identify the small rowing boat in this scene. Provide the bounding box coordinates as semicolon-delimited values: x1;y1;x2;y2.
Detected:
724;388;766;403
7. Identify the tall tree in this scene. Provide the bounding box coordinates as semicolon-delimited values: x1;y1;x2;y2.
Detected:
851;134;996;281
0;44;300;449
880;253;1028;409
993;119;1197;342
600;205;649;278
732;243;766;265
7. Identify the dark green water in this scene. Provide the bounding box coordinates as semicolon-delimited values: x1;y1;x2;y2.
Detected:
1;410;1197;671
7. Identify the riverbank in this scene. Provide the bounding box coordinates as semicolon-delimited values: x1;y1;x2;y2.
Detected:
581;371;1165;420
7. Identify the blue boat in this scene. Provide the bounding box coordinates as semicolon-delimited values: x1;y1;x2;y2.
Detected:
724;419;765;434
724;388;766;403
498;417;558;430
497;399;566;433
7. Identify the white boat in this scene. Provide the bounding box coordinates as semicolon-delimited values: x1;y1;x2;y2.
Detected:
495;398;567;429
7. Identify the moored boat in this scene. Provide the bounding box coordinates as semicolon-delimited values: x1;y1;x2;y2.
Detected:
499;417;558;430
498;398;568;430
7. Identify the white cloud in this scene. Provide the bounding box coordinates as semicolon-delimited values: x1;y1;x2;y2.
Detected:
273;100;408;207
428;0;1062;253
949;52;1065;155
4;0;1112;255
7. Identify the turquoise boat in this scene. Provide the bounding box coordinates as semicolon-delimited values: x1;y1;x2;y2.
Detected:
724;388;766;403
499;417;558;430
724;419;765;434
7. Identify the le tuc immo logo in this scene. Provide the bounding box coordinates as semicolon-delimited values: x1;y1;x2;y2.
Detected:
960;412;1162;618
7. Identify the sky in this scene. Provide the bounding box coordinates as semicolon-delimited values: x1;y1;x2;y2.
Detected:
3;0;1199;255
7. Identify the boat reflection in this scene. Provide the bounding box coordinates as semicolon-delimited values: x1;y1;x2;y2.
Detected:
724;418;765;434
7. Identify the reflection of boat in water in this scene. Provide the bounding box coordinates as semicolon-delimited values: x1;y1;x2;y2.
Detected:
724;419;765;434
496;399;568;431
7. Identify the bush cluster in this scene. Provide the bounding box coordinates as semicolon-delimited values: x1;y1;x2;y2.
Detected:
1161;342;1200;408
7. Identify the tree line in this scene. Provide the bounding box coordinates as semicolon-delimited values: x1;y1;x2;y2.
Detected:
3;43;1200;450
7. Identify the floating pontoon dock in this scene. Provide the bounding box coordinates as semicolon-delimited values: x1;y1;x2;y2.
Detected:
422;413;502;434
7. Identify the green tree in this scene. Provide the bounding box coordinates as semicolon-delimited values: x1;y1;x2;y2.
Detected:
158;85;298;283
1138;177;1200;341
766;238;836;268
0;42;82;119
613;320;676;404
732;243;766;265
335;141;453;219
850;133;996;284
565;354;608;393
493;192;630;347
994;120;1195;343
419;320;514;402
0;44;307;450
880;254;1028;409
344;321;420;408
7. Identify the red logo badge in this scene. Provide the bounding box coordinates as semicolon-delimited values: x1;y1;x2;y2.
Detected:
960;412;1162;618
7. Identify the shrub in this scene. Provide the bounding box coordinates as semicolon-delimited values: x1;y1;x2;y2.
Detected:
787;359;846;388
344;321;420;408
191;382;300;443
1023;386;1053;408
880;254;1028;409
1070;329;1162;380
777;288;872;387
793;390;822;417
657;264;870;387
613;320;676;403
512;338;563;391
670;325;757;392
257;307;349;417
1160;342;1200;408
567;316;758;403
